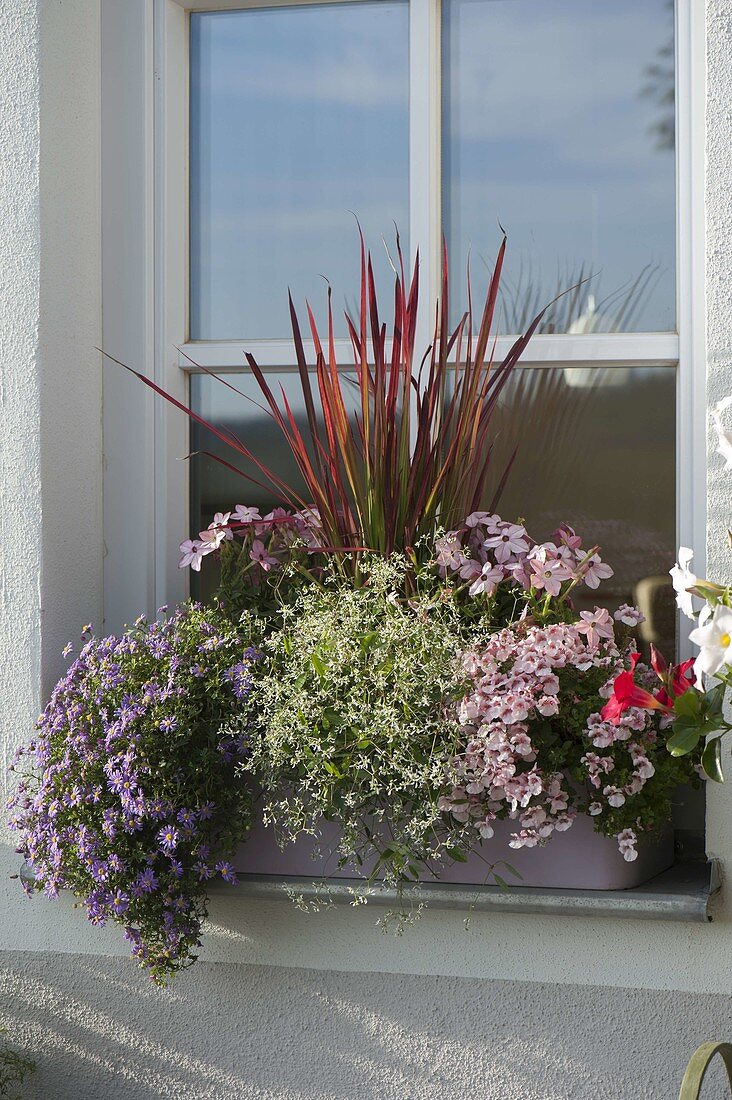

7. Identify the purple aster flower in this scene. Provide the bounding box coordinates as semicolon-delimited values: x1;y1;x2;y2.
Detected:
215;861;238;886
197;801;215;821
111;890;130;916
157;825;179;854
158;716;178;734
135;868;158;894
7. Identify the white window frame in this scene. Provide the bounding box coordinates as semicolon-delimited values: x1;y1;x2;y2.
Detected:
101;0;706;658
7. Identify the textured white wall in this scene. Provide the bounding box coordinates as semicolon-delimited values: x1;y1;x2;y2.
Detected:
0;0;42;830
1;2;732;1097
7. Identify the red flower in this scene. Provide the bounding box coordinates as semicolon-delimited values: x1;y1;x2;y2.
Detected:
601;650;694;726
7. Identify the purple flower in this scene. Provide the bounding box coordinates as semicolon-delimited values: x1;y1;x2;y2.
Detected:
215;861;238;886
158;716;178;734
157;826;179;854
111;890;130;916
135;868;158;894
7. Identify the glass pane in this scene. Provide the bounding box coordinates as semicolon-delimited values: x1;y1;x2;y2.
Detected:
189;371;359;602
190;2;409;340
442;0;676;333
487;366;676;655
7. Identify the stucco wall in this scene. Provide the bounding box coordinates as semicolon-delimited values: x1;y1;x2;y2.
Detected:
2;954;732;1100
1;1;732;1098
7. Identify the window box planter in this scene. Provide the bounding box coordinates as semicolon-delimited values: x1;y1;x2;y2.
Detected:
234;811;674;892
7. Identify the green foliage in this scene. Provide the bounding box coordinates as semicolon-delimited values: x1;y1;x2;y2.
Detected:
235;558;482;886
11;604;258;983
0;1032;35;1100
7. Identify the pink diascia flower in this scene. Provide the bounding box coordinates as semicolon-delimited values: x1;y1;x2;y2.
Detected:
614;603;645;627
617;828;638;862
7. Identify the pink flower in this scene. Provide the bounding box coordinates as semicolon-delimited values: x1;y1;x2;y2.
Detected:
581;554;614;590
465;511;498;529
484;523;530;563
250;539;279;572
603;784;626;808
588;801;603;816
209;511;232;532
198;527;228;552
617;828;638;862
231;505;261;525
614;603;645;627
435;533;465;572
528;556;572;597
575;608;614;649
178;539;206;572
468;562;505;597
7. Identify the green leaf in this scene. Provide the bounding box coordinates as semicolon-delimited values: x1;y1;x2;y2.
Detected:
701;736;725;783
705;683;726;718
499;861;524;882
673;690;702;720
667;725;702;756
445;846;468;863
310;651;327;677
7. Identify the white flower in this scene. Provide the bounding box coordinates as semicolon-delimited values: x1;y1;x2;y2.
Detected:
712;395;732;471
669;547;697;620
689;603;732;682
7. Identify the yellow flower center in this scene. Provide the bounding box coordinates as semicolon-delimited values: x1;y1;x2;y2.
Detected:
721;633;731;648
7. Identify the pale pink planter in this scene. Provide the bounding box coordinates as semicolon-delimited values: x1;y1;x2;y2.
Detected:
234;811;674;891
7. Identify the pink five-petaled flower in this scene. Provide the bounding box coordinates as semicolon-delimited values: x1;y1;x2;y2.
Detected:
468;562;505;597
249;539;279;571
581;553;614;590
231;504;262;525
528;553;572;597
198;527;228;553
483;522;530;563
575;608;614;649
178;539;206;572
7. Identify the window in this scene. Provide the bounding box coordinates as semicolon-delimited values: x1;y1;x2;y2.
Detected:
99;0;705;657
181;0;692;660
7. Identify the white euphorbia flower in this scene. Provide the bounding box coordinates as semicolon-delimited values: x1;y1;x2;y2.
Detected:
669;547;698;620
689;603;732;682
712;395;732;471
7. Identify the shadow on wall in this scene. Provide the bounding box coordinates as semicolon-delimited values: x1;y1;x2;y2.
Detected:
1;953;732;1099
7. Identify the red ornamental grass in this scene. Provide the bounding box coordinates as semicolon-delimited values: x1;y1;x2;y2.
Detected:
104;231;550;565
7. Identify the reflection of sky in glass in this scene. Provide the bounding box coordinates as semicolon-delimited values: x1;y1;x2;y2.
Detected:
190;2;409;340
443;0;676;333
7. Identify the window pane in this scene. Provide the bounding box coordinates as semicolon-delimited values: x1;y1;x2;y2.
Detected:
190;2;409;340
189;371;359;602
488;366;676;655
442;0;676;333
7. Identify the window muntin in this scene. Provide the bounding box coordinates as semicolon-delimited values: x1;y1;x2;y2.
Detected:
442;0;676;334
189;1;410;340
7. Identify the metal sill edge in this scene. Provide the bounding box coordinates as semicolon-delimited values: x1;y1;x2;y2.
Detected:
211;859;720;923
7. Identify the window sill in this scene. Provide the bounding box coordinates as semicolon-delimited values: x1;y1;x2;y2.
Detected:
210;859;720;923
